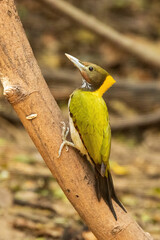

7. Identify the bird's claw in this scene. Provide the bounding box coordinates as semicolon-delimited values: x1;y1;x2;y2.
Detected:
58;121;74;158
65;145;69;152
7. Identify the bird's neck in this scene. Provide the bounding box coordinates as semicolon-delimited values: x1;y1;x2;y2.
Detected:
81;78;94;91
92;75;116;97
80;75;116;97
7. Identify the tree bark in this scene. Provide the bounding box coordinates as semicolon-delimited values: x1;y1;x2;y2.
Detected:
0;1;153;240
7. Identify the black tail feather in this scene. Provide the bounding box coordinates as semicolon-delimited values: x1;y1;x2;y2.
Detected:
95;169;126;220
95;169;117;220
108;171;127;213
104;175;117;220
95;173;101;201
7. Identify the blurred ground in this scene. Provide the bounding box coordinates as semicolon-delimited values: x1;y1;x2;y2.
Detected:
0;0;160;240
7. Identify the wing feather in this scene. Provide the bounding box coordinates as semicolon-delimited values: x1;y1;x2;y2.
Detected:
69;90;111;167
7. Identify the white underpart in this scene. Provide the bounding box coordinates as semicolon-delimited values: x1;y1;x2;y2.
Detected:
69;115;88;155
58;95;91;161
68;97;90;161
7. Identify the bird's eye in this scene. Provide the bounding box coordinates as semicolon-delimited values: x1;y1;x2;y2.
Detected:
89;66;93;71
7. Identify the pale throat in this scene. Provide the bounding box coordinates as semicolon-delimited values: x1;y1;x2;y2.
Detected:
81;75;116;96
81;78;92;90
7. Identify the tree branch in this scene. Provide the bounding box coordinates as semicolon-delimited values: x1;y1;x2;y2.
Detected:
38;0;160;68
0;1;153;240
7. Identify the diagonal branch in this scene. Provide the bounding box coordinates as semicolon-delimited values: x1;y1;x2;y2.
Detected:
0;1;153;240
38;0;160;68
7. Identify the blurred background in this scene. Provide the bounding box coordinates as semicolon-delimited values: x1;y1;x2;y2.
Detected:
0;0;160;239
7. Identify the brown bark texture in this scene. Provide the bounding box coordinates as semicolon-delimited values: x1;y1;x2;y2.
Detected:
0;1;153;240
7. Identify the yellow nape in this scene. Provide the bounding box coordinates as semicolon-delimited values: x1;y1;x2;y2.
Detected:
93;75;116;97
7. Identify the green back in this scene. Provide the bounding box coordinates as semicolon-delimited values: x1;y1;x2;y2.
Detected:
69;89;111;167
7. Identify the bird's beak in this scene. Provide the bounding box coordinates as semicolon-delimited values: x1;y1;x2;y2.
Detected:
65;53;85;72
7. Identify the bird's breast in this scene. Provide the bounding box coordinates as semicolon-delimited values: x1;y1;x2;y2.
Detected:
68;96;90;161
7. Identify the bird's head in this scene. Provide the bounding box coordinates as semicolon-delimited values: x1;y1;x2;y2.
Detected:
65;53;116;96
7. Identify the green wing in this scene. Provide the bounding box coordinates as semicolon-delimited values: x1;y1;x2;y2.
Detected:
69;89;111;169
70;90;126;220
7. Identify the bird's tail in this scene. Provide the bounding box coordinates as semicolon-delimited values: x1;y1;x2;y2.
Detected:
95;169;127;220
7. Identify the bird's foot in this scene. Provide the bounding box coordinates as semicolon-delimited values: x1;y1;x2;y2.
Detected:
58;121;75;158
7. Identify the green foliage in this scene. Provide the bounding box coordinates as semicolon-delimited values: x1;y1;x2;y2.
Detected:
13;154;35;164
52;187;67;201
152;187;160;196
0;138;7;147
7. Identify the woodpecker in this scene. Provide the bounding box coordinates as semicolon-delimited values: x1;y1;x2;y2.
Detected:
58;54;127;220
